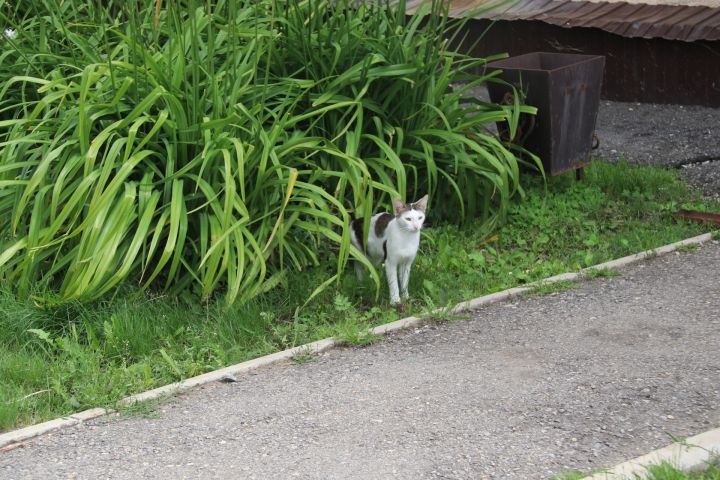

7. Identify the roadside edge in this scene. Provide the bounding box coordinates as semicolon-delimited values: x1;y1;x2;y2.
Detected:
585;427;720;479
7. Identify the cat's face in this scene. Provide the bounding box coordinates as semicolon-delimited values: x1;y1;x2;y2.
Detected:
392;195;428;233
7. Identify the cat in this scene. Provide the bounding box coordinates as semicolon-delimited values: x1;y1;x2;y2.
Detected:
349;195;428;306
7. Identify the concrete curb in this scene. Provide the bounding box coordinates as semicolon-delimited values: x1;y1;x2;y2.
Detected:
0;418;79;450
0;232;714;450
585;427;720;479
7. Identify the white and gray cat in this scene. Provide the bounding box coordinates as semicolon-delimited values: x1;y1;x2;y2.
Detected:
350;195;428;305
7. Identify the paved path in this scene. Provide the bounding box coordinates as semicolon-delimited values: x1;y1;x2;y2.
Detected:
2;241;719;479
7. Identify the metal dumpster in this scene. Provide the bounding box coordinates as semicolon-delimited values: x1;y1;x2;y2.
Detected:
487;52;605;176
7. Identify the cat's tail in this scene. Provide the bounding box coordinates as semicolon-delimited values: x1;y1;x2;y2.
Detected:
348;215;369;280
348;215;366;253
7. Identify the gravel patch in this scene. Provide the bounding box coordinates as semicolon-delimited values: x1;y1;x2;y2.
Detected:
465;85;720;198
594;100;720;198
2;241;719;480
677;161;720;199
594;101;720;169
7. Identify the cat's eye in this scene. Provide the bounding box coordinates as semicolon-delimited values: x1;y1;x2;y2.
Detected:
405;217;412;221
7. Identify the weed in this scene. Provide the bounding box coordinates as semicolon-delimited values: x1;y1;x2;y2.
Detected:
118;395;173;420
418;295;469;323
551;458;720;479
642;460;720;479
583;268;620;280
334;329;383;347
676;244;700;253
328;295;385;347
292;347;316;365
550;471;588;480
526;280;577;297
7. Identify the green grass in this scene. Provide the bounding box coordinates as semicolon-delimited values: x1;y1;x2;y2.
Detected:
292;346;316;365
583;268;620;279
410;160;716;304
552;473;587;480
553;460;720;479
118;394;169;420
643;462;720;480
0;160;718;431
526;280;576;296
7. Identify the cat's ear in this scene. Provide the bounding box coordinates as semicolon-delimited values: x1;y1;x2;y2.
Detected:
392;198;406;215
414;195;429;212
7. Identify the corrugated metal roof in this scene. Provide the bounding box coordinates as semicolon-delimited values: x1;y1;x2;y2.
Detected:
405;0;720;41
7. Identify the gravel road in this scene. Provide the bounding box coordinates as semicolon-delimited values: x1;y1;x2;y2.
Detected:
2;241;719;479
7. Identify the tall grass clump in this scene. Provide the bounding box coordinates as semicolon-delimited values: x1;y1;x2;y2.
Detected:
0;0;535;305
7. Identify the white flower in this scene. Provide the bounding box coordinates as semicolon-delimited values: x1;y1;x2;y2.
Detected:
4;28;16;40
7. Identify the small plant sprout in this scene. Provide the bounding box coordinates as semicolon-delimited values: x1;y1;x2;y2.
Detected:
334;328;382;347
583;268;620;280
676;244;700;253
526;280;576;297
292;346;315;365
118;394;172;419
418;295;468;323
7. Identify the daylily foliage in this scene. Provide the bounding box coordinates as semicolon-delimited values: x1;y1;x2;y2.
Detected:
0;0;535;305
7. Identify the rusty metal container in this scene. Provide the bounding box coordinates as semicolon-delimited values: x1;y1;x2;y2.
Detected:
487;52;605;176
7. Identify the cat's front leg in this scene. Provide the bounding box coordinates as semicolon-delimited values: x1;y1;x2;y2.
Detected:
384;260;401;306
399;261;412;301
